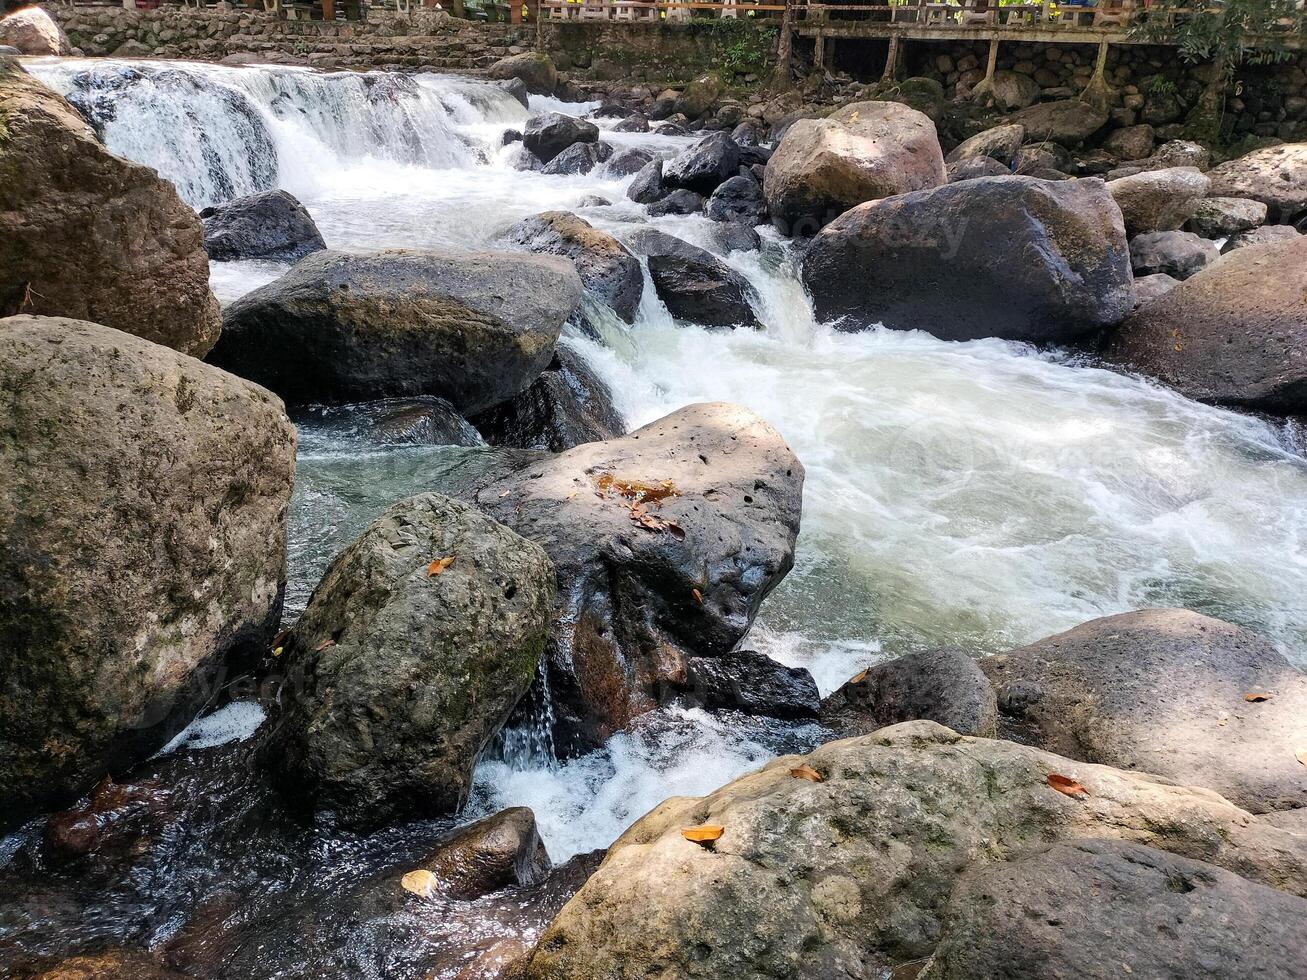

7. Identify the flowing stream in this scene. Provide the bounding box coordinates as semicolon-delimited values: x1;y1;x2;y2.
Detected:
7;55;1307;976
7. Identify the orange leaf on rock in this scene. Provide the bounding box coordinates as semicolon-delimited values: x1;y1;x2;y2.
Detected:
1243;691;1273;702
790;764;823;783
427;555;456;577
401;869;438;897
1047;773;1089;799
681;825;724;844
692;588;703;604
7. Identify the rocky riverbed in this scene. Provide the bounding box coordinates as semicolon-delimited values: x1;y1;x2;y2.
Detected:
2;9;1307;978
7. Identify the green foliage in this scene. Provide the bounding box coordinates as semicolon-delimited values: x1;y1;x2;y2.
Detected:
1143;73;1178;96
702;19;777;77
1131;0;1299;76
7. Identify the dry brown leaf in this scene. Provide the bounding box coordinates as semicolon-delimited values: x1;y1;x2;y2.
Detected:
692;588;703;604
400;869;438;897
1047;773;1089;799
790;764;823;783
849;669;869;686
1243;691;1274;703
427;555;456;577
681;825;724;844
313;638;336;653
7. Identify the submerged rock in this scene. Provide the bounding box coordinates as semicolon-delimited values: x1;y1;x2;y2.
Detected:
445;402;804;754
471;346;625;453
0;60;221;355
501;211;644;324
626;228;761;329
682;651;820;720
303;396;484;448
646;188;704;217
414;806;552;900
523;112;599;165
764;100;946;234
525;720;1307;980
603;146;653;177
822;647;997;738
210;248;581;411
0;316;295;827
928;839;1307;980
982;609;1307;815
265;493;554;826
1107;234;1307;412
1106;166;1209;236
23;952;187;979
801;175;1133;343
201;188;326;262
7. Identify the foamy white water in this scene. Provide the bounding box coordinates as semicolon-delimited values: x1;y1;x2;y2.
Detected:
25;57;1307;859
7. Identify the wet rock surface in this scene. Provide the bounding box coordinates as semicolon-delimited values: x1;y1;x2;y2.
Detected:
681;651;820;720
626;228;761;329
201;189;326;262
210;248;581;411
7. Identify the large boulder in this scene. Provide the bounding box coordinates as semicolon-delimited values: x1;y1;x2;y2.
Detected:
944;122;1024;167
800;176;1133;343
209;248;581;410
470;346;625;453
673;74;721;119
981;70;1039;111
524;720;1307;980
681;651;820;720
445;402;804;754
1106;235;1307;412
0;60;221;356
627;158;666;205
1206;142;1307;222
1187;196;1268;238
1106;166;1210;236
265;493;555;826
487;52;558;95
1128;229;1219;280
411;806;552;900
200;189;326;262
822;647;997;738
981;609;1307;815
500;211;644;324
626;228;761;330
0;316;295;827
926;839;1307;980
663;132;740;195
523;113;599;164
1009;98;1109;146
763;100;946;234
541;141;610;177
0;7;70;55
705;175;767;225
1102;123;1156;160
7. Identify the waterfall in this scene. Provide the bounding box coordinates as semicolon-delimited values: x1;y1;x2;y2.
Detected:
27;59;528;210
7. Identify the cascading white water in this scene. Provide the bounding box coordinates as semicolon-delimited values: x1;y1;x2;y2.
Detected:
24;58;1307;862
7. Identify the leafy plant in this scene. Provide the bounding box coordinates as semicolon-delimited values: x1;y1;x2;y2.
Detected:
700;18;777;77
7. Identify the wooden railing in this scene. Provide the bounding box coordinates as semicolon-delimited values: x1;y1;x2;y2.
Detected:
541;0;784;21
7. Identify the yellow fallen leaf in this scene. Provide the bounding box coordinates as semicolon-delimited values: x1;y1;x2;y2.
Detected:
401;869;438;896
272;646;283;658
1296;749;1307;767
681;825;724;844
1244;691;1274;703
849;669;869;685
790;764;823;783
427;555;456;577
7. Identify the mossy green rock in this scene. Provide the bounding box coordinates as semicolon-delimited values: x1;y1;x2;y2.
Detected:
0;315;295;827
265;492;555;827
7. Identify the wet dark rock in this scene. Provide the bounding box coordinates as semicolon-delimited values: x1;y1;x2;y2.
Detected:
681;651;819;720
1128;230;1219;280
502;211;643;324
981;609;1307;814
653;122;687;137
303;396;484;448
663;132;740;195
523;112;599;164
210;248;581;411
627;158;666;204
928;840;1307;980
707;221;762;254
646;188;704;216
611;114;649;133
471;346;626;452
576;194;611;208
626;228;760;329
705;175;767;225
542;140;613;176
502;128;523;145
603;146;652;177
821;647;997;738
443;402;804;754
505;143;543;172
730;121;761;146
415;807;551;900
801;176;1133;343
42;776;177;870
201;189;326;263
265;493;555;826
491;77;530;109
0;316;295;828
